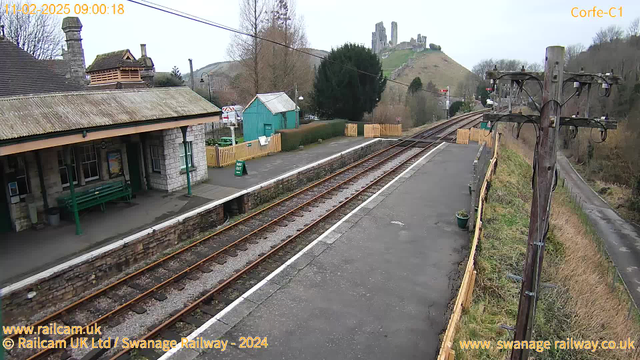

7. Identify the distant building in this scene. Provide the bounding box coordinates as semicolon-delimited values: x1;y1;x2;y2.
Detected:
371;22;388;54
391;22;398;47
85;47;154;89
243;92;297;141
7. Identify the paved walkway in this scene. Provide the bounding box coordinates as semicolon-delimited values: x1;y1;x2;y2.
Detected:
0;136;374;287
558;154;640;307
169;143;479;360
205;137;372;190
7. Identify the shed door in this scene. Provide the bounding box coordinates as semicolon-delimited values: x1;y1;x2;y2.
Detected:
264;124;273;137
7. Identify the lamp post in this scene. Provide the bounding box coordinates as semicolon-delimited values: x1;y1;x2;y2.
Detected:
199;72;212;103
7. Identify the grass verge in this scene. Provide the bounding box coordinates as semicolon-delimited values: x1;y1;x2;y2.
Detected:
453;139;640;359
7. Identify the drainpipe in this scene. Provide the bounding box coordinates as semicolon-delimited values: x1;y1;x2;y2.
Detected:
180;126;192;197
35;151;49;210
64;146;82;235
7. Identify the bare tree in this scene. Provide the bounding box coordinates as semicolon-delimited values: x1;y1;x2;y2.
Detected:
0;0;64;59
227;0;267;97
261;0;311;95
472;59;494;79
628;17;640;37
593;25;624;45
527;62;543;72
565;43;585;66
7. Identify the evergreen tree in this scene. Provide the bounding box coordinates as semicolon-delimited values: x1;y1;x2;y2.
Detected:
313;43;386;121
408;77;423;94
170;66;183;80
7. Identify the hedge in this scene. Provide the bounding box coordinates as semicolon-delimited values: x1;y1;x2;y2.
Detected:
278;120;346;151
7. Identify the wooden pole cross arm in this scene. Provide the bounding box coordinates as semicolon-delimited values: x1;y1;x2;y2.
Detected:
482;113;617;129
486;71;621;88
485;71;544;82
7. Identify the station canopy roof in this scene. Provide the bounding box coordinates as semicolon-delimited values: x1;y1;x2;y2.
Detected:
0;87;221;142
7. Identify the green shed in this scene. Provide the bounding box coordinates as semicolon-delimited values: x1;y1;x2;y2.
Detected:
243;92;298;141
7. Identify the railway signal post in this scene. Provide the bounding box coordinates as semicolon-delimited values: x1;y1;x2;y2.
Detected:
484;45;619;360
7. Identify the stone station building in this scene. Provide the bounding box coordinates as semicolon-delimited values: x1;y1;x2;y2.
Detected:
0;88;220;233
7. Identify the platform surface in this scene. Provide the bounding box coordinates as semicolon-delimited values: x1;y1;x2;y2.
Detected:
172;143;479;360
0;136;374;287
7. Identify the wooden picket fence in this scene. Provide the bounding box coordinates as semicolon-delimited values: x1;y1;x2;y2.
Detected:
457;128;493;147
437;131;500;360
206;133;281;167
364;124;381;138
364;124;401;138
379;124;402;136
345;123;358;137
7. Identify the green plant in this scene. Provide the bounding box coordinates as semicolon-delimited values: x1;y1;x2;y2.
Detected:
449;101;463;117
313;43;386;121
456;209;469;218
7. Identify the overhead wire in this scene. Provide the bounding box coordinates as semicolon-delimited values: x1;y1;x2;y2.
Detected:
126;0;448;97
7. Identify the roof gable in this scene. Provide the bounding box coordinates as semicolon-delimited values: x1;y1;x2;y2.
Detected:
245;92;296;115
0;39;85;97
86;49;144;72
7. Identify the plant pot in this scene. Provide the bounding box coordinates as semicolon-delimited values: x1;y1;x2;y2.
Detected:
456;214;469;229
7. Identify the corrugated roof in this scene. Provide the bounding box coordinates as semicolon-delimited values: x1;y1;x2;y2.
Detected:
0;87;220;142
0;38;85;97
247;92;297;115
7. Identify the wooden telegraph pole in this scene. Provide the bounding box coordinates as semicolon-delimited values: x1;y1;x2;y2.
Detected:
510;46;564;360
483;46;620;360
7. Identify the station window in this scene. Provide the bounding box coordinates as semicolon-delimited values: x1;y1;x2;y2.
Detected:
57;150;78;187
179;142;193;170
80;145;100;181
13;155;30;198
150;145;162;173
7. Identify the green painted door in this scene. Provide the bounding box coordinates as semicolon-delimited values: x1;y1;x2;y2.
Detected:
264;124;273;137
126;143;142;193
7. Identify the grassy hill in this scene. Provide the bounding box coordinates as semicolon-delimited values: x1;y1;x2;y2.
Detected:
381;49;474;97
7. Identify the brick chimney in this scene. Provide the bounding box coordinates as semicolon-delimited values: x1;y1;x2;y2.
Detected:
61;17;87;85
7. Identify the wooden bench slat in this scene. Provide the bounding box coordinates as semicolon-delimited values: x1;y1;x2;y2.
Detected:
56;181;131;213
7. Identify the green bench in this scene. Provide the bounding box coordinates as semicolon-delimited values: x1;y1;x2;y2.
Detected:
57;180;132;213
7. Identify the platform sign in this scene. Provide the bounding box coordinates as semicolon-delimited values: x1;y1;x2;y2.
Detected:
234;160;248;177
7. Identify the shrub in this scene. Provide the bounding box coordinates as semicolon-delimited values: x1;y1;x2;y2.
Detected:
278;120;346;151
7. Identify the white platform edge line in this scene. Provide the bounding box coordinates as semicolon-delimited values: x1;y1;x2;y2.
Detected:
157;142;447;360
1;139;391;297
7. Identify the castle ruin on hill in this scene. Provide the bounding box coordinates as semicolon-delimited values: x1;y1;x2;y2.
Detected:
371;21;427;55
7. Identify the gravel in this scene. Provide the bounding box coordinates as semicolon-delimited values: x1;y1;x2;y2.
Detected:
69;147;421;359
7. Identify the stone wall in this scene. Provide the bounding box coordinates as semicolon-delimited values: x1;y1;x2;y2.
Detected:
163;125;208;192
2;203;224;322
1;137;136;231
1;139;392;321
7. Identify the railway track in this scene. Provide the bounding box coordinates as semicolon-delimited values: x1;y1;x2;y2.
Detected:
6;111;484;360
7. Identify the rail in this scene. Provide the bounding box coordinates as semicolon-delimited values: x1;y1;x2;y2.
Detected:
109;112;486;360
9;111;486;360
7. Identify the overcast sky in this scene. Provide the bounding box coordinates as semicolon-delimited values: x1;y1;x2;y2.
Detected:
63;0;639;73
